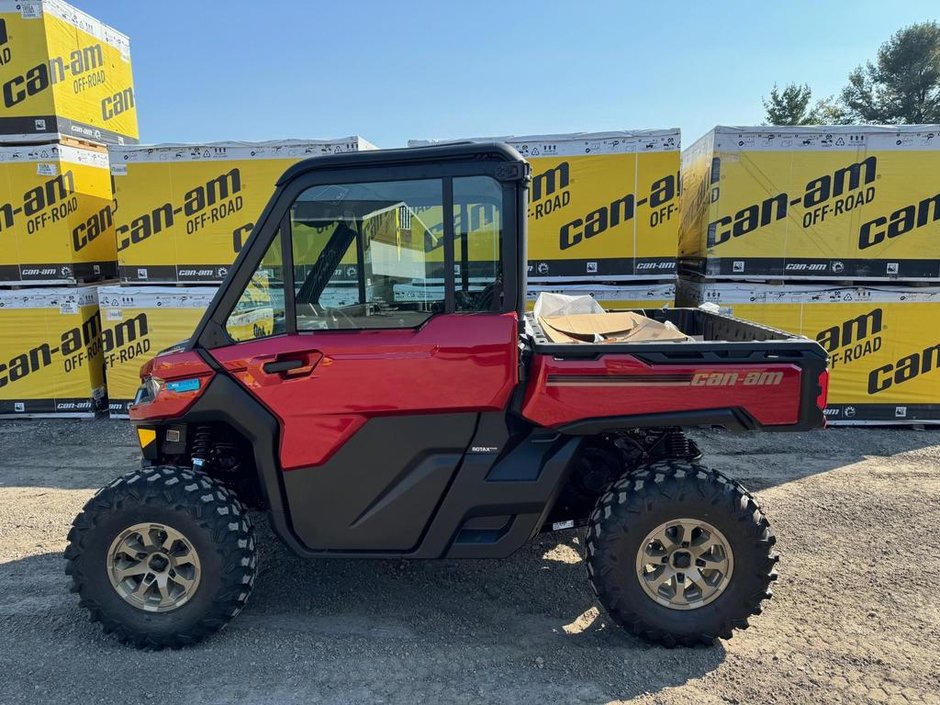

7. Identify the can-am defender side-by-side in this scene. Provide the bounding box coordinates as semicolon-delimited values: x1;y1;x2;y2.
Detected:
65;143;829;649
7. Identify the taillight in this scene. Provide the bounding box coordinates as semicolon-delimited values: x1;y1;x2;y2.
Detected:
816;370;830;411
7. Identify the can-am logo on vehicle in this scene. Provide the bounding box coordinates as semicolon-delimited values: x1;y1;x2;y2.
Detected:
690;371;784;387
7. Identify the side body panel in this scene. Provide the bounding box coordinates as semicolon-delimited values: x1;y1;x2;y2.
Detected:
208;313;519;470
521;353;804;429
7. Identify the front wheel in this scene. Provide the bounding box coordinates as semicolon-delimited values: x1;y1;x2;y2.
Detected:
585;460;777;647
65;466;257;649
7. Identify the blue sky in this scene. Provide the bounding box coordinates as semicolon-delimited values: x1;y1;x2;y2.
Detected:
83;0;939;149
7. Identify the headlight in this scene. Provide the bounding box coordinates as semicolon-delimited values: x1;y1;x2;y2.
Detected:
145;376;164;399
133;376;163;405
134;376;205;406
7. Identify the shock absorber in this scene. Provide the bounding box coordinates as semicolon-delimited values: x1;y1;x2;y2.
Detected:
664;430;702;460
190;425;213;470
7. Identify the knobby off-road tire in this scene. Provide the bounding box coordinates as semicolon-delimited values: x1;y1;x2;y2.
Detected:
65;465;257;649
585;460;778;647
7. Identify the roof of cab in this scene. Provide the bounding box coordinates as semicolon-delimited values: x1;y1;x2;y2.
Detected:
276;141;525;186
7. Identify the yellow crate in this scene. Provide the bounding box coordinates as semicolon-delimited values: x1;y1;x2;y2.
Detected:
0;141;115;283
677;279;940;423
410;131;681;281
0;0;138;144
0;285;104;417
109;138;377;283
679;126;940;280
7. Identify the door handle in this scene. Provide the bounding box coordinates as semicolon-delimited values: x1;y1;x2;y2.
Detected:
257;351;323;379
263;359;305;374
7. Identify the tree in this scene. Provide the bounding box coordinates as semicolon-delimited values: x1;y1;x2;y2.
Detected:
841;22;940;123
762;84;851;125
807;96;851;125
763;83;814;125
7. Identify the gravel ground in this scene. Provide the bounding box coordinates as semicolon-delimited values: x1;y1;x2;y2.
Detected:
0;419;938;705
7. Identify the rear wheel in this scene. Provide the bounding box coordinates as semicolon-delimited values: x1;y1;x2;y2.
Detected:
585;460;777;647
65;466;257;649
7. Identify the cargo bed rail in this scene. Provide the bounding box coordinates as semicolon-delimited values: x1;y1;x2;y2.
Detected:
524;309;828;362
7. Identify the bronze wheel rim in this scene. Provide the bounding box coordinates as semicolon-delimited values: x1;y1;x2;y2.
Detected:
635;518;734;610
107;522;202;612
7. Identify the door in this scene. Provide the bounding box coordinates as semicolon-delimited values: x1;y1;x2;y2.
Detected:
206;157;524;552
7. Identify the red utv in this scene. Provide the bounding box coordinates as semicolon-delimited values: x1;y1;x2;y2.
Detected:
65;143;828;648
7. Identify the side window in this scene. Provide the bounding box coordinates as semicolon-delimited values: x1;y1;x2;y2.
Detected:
453;176;502;311
225;231;285;341
291;179;446;330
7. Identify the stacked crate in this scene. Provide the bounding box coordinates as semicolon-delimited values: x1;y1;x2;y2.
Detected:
0;0;137;417
101;137;378;417
678;125;940;424
409;131;681;309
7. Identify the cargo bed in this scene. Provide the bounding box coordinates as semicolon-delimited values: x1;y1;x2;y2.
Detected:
524;308;825;355
521;309;829;434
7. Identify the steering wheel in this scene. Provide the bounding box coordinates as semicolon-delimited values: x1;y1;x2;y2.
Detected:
306;303;357;329
328;306;357;328
473;278;503;311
